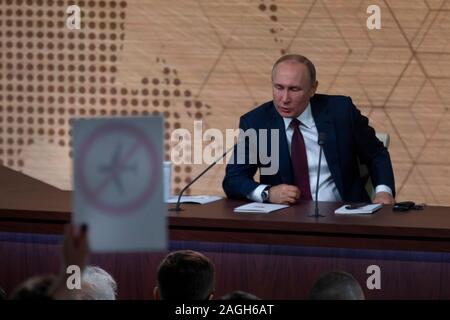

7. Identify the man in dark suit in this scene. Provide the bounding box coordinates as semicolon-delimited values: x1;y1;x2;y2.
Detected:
222;54;395;205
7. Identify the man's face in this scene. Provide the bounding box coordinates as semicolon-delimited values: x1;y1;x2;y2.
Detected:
272;61;318;118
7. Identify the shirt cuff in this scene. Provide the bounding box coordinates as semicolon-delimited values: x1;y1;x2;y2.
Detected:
375;185;393;196
247;184;270;203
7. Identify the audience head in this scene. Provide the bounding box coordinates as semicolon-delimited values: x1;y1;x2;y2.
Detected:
309;271;365;300
0;286;6;300
220;290;260;300
75;266;117;300
155;250;215;300
10;275;56;300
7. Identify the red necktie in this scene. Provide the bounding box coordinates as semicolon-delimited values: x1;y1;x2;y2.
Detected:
290;118;312;200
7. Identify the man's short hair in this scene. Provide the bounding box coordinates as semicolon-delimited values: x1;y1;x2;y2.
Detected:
0;286;7;300
272;54;317;84
157;250;215;300
309;271;365;300
77;266;117;300
220;290;260;300
10;275;56;300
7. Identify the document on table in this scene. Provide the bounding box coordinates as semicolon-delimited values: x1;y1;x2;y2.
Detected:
334;203;382;215
234;202;289;213
166;195;222;205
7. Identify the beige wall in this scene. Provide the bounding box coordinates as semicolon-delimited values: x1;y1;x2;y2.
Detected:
1;0;450;205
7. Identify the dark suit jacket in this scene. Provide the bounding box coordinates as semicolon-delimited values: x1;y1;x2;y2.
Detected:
222;94;395;202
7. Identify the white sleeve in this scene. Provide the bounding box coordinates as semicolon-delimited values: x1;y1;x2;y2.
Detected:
375;185;393;196
247;184;270;202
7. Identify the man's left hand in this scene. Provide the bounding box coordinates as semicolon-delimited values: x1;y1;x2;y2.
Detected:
373;192;395;205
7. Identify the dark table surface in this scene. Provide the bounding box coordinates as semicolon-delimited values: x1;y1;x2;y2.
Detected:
1;165;450;251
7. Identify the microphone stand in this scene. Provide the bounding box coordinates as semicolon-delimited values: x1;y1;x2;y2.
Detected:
169;144;236;212
309;133;326;218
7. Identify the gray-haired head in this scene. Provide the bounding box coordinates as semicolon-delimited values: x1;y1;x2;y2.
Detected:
78;266;117;300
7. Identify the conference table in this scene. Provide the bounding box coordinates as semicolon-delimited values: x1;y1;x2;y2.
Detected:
1;165;450;299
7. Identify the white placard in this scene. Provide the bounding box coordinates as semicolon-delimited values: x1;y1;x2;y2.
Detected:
163;161;172;202
72;117;166;252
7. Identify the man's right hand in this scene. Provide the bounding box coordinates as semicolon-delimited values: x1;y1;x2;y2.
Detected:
52;224;89;299
62;224;89;271
268;184;301;204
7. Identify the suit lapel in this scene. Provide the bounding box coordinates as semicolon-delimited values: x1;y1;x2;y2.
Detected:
270;104;294;184
310;97;344;198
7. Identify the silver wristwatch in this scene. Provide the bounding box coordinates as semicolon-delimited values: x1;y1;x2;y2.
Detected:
261;186;270;202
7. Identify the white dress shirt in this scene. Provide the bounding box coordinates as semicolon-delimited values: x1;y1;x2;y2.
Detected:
248;103;392;202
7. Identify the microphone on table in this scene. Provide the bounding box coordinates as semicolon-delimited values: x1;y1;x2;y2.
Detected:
309;132;326;218
169;139;242;213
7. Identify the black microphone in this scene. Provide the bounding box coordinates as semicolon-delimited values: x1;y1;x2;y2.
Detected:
309;132;326;218
169;142;239;212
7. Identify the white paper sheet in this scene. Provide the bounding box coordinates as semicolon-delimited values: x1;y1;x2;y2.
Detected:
166;195;222;205
334;203;382;215
234;202;289;213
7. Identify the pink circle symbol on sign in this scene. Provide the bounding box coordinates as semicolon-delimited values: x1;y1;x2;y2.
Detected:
76;122;160;215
